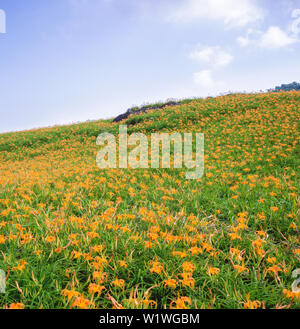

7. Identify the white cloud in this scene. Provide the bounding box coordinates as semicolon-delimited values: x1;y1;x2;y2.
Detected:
237;28;260;47
193;70;214;87
237;36;250;47
260;26;298;49
237;26;299;49
189;46;233;88
189;46;233;68
167;0;264;28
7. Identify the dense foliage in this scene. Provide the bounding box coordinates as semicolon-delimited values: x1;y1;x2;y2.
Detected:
271;81;300;92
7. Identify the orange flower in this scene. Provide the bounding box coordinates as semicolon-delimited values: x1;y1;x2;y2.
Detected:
266;257;276;264
88;283;106;296
170;295;191;309
228;233;241;240
119;260;127;268
172;251;187;258
150;261;163;274
45;235;56;243
233;264;249;274
70;296;94;309
12;260;27;272
243;294;262;309
207;266;220;276
182;262;196;273
267;265;282;276
8;303;25;309
111;278;125;288
144;241;153;248
61;289;80;301
189;246;203;255
92;271;107;283
179;273;195;288
283;289;300;299
0;235;6;244
163;279;177;289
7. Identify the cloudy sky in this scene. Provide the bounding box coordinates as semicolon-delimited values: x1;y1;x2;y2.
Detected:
0;0;300;133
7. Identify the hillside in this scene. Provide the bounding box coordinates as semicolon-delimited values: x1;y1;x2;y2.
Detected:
0;91;299;309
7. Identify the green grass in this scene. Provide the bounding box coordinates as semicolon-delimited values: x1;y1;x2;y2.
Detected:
0;91;299;309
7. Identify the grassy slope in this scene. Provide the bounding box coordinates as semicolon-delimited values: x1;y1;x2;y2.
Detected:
0;92;299;309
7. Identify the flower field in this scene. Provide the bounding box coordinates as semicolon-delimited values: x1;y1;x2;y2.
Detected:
0;91;299;309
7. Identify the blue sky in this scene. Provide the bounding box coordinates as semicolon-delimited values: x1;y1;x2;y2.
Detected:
0;0;300;133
